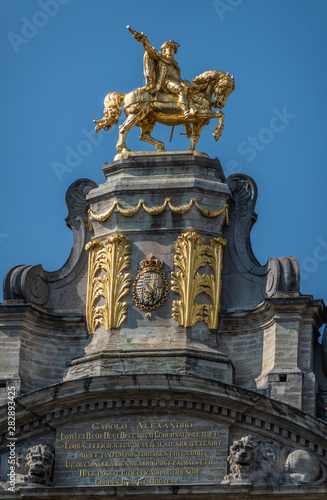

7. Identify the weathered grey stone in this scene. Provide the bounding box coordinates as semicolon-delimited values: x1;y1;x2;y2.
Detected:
222;435;288;486
0;155;325;408
222;435;327;486
285;450;327;484
0;374;327;493
21;444;55;486
64;154;234;383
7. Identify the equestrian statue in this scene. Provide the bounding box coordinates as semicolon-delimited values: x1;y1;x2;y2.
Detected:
94;26;235;153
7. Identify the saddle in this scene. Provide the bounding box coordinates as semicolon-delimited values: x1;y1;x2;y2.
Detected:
138;87;180;104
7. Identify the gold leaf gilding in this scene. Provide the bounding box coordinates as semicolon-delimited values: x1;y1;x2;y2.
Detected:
88;199;229;230
171;232;208;327
203;236;227;330
171;232;226;329
85;235;131;334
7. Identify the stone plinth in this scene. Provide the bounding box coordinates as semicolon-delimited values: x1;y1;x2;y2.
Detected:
65;153;233;383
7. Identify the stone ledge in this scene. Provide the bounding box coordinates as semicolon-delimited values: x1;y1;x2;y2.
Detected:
113;150;210;161
67;347;232;367
1;483;327;499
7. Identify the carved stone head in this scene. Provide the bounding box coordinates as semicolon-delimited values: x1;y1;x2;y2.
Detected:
25;444;54;485
228;435;258;472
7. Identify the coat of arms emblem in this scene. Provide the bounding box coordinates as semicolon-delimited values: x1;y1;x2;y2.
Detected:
132;255;169;312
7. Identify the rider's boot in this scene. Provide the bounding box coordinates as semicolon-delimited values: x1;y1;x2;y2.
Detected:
178;90;196;119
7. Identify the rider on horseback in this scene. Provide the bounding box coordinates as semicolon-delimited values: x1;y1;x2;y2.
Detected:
128;26;195;119
94;28;235;152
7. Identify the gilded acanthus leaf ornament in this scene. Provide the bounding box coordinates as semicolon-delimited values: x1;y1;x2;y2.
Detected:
85;235;131;334
203;236;227;330
171;232;209;327
94;26;235;153
171;232;227;329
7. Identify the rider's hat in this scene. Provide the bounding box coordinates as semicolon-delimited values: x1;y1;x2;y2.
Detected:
161;40;180;51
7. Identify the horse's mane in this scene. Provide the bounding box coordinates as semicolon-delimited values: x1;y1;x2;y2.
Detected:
192;70;235;94
192;70;224;89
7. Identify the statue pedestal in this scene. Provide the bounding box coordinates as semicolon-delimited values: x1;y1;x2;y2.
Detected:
65;152;233;383
113;150;210;161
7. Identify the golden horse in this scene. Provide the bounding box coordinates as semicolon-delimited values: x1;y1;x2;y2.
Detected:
94;70;235;153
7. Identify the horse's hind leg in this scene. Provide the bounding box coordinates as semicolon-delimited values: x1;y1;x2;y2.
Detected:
189;122;205;151
116;105;148;152
139;120;165;152
116;114;137;152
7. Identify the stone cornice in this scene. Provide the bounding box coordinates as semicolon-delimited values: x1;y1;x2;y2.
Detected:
0;375;326;463
0;303;86;339
219;296;325;332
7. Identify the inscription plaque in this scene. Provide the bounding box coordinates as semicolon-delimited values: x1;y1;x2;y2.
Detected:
55;416;228;486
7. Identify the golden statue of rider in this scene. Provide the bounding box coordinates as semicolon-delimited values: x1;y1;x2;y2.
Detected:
127;26;195;119
94;27;235;153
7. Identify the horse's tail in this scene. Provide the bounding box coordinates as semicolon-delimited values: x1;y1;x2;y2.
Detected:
93;92;125;133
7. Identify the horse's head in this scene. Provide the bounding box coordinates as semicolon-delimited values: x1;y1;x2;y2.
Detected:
213;73;235;109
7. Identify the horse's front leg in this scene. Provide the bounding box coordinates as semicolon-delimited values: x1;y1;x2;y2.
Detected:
196;109;225;140
213;112;225;141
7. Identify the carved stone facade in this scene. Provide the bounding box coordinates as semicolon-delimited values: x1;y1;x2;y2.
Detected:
0;153;326;498
222;435;326;486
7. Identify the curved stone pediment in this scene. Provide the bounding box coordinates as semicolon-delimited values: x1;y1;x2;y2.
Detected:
0;375;326;497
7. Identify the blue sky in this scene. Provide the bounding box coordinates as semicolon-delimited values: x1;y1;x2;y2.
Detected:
1;0;327;321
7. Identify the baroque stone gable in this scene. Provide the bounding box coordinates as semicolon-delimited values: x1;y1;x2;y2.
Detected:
0;153;326;498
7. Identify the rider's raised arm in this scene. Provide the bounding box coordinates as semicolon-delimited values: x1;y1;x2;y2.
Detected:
127;26;161;60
